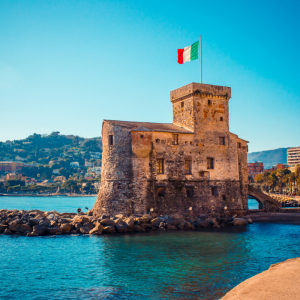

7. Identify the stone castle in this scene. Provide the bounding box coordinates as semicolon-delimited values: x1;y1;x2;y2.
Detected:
93;83;249;217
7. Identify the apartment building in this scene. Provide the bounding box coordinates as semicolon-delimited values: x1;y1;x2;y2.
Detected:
287;147;300;166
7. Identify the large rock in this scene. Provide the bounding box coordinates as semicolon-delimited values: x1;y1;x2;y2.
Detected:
20;224;32;233
80;223;95;234
89;224;104;235
47;227;62;235
115;225;127;233
221;258;300;300
166;224;177;230
27;232;39;237
171;217;185;226
133;225;145;232
124;217;135;227
197;221;211;228
177;222;185;230
233;218;248;226
0;224;8;233
33;225;47;235
138;214;152;223
151;218;162;227
39;218;51;227
4;229;12;235
100;219;116;227
60;223;72;233
29;219;40;227
102;226;116;234
59;218;71;224
9;221;22;232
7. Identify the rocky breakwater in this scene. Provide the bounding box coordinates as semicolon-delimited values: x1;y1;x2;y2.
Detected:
0;209;253;237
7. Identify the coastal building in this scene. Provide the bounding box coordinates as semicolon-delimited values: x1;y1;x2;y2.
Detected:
85;160;93;167
70;162;80;168
93;83;249;217
248;162;264;178
287;147;300;166
0;161;24;172
54;176;66;182
6;173;27;180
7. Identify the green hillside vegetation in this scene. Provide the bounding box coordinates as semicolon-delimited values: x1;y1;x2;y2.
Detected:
247;148;288;168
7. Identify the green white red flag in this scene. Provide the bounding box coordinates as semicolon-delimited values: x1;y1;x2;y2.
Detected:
177;41;199;64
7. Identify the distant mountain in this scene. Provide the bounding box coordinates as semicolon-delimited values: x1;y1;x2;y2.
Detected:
247;148;288;168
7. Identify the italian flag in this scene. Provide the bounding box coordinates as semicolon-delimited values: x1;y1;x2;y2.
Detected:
177;41;199;64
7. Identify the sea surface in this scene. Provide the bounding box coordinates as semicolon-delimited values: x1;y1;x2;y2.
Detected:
2;197;298;300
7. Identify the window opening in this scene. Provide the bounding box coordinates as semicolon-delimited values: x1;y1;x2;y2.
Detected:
109;135;114;145
157;187;166;197
222;195;226;201
172;134;179;145
156;139;160;143
207;157;214;169
140;135;144;138
208;100;211;105
157;159;164;174
219;137;225;145
185;159;192;174
220;117;223;121
181;102;184;108
211;187;218;196
186;187;194;198
238;142;241;148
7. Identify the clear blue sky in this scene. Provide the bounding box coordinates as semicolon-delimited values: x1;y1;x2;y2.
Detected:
1;0;299;152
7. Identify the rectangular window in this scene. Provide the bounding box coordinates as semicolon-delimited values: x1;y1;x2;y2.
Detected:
186;187;193;198
172;134;179;145
238;142;241;148
108;135;114;145
219;137;225;145
157;159;164;174
157;187;166;197
207;158;214;169
185;159;192;174
212;187;218;196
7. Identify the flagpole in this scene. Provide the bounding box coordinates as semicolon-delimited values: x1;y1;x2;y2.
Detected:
200;35;202;83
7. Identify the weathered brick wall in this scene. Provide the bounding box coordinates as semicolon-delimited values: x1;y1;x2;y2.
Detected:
93;83;249;217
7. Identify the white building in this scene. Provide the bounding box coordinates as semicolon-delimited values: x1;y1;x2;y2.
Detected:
85;161;93;167
70;162;80;168
287;147;300;166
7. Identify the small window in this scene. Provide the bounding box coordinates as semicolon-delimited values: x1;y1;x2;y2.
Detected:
157;159;164;174
157;187;166;197
186;187;193;198
172;134;179;145
220;117;223;121
219;137;225;145
207;158;214;169
181;102;184;108
185;159;192;174
238;142;241;148
109;135;114;145
211;187;218;196
208;100;211;105
222;195;226;201
140;135;144;138
156;139;160;143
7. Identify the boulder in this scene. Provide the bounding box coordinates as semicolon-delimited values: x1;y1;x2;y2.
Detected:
133;225;145;232
33;225;47;235
4;229;12;235
27;232;39;237
124;217;135;227
80;223;95;234
47;214;55;220
213;223;221;229
59;218;71;224
69;230;79;234
89;224;104;235
140;223;152;230
115;214;125;219
151;218;162;227
60;223;72;233
184;221;192;229
9;221;22;232
158;227;166;231
100;214;110;220
29;219;40;227
247;218;253;224
233;218;248;226
138;214;152;223
177;222;185;230
166;224;177;230
86;210;93;216
73;216;83;223
103;226;116;234
171;217;185;226
150;212;158;218
47;227;62;235
0;224;8;233
198;221;211;228
50;221;58;227
75;223;83;229
39;218;51;227
20;224;32;233
100;219;116;227
81;216;92;224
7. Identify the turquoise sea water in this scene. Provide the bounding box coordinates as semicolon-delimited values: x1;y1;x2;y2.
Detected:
1;197;298;300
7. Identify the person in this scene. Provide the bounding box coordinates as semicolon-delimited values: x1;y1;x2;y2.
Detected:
77;208;81;214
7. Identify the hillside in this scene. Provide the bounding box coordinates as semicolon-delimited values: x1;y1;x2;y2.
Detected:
247;148;288;168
